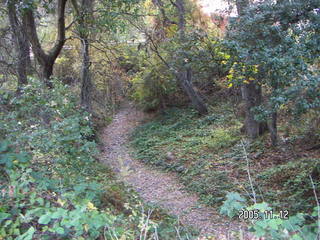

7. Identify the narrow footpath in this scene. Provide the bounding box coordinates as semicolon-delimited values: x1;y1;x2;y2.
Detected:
101;102;254;239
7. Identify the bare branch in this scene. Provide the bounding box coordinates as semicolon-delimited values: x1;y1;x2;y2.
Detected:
241;139;257;204
309;175;320;238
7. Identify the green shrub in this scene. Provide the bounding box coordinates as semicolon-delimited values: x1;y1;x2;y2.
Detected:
130;66;178;111
202;127;241;150
0;78;197;239
220;192;319;239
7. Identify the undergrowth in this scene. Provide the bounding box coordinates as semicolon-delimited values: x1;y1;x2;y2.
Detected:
130;104;320;215
0;79;197;239
130;104;242;205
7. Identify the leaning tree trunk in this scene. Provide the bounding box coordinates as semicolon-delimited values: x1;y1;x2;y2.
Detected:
7;0;31;91
174;0;208;115
178;68;208;115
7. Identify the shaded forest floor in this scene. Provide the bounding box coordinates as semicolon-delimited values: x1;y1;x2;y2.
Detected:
129;102;320;216
100;102;255;239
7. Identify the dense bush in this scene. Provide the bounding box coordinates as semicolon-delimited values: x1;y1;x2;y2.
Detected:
226;0;320;126
126;29;231;111
0;79;195;239
130;63;178;111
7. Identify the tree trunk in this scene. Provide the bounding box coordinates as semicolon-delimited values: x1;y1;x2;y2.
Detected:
178;68;208;115
22;17;32;76
42;62;54;88
268;111;278;146
71;0;94;111
174;0;208;114
267;81;279;146
7;0;30;91
236;0;267;139
24;40;32;76
241;82;267;139
80;38;92;111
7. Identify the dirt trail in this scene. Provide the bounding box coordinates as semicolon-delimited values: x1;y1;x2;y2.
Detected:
101;102;252;239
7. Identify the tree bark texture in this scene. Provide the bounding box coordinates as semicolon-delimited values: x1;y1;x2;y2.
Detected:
80;38;92;112
268;112;278;146
7;0;31;90
241;82;267;139
72;0;94;112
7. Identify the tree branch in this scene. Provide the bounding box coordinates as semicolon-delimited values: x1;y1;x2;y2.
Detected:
49;0;68;60
24;0;68;63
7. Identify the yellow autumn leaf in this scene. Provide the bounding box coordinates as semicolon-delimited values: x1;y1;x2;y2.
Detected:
119;235;127;240
249;77;255;81
165;24;178;37
243;80;249;84
57;198;65;207
87;201;97;211
228;83;233;88
84;224;89;232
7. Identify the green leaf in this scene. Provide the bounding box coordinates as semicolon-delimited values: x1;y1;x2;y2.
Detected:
16;152;31;163
51;212;62;219
55;227;65;235
14;228;21;235
0;140;10;152
16;227;35;240
36;197;44;206
282;215;304;231
253;225;266;237
38;214;52;224
268;218;282;230
0;153;15;168
0;212;10;223
291;234;304;240
51;208;67;219
226;192;245;202
220;192;246;217
248;202;271;212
